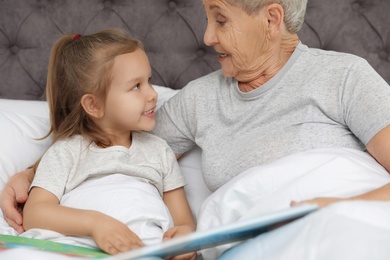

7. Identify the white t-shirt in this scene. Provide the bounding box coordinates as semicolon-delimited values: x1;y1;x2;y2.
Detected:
32;131;185;198
153;43;390;192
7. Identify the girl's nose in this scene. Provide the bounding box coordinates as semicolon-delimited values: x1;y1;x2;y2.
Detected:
147;83;158;102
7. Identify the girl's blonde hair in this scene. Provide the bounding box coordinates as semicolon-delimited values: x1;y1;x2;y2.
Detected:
46;28;144;147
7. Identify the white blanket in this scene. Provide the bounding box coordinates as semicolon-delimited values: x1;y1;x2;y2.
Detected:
198;148;390;259
218;200;390;260
21;174;173;248
1;148;390;259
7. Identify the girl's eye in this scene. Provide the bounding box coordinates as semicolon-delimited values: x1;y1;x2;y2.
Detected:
133;84;140;91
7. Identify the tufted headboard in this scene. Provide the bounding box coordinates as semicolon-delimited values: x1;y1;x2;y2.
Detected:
0;0;389;101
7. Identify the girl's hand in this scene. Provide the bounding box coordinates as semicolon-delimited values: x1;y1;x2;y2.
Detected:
163;224;195;239
92;214;144;255
163;225;196;260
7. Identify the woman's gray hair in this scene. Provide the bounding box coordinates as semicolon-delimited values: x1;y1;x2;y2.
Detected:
225;0;308;33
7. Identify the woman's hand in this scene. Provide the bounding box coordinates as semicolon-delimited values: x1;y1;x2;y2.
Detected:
291;197;344;208
0;168;34;233
163;225;196;260
91;213;144;255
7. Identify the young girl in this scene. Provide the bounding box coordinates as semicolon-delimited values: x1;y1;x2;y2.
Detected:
22;29;195;257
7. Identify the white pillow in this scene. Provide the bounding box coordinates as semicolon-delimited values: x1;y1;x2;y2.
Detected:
0;99;50;118
0;109;52;191
0;85;209;220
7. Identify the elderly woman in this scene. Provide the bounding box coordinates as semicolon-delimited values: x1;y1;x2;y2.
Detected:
153;0;390;200
2;0;390;256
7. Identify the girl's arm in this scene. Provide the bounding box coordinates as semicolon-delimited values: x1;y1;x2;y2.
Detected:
163;187;196;234
163;187;196;260
23;187;144;254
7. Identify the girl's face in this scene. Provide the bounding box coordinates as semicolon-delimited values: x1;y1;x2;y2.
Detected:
102;49;157;135
202;0;271;82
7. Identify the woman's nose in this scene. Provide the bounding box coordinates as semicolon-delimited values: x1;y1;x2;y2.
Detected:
203;23;217;46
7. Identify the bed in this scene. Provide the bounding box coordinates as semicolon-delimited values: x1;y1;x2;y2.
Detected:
1;0;390;259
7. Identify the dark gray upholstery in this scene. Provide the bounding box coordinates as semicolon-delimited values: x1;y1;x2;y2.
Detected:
0;0;389;101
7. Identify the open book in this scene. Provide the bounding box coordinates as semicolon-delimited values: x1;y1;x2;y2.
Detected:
111;204;317;260
0;204;316;259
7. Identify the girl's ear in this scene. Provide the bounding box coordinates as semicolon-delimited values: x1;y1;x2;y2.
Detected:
81;94;104;119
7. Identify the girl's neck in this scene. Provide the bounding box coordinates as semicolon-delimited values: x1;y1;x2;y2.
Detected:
105;131;133;148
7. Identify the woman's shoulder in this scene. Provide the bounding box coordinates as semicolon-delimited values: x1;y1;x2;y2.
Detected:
185;69;231;90
176;69;235;102
300;43;366;64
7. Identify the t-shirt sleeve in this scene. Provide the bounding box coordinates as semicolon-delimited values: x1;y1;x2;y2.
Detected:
161;142;187;192
153;85;197;155
341;58;390;145
31;141;74;200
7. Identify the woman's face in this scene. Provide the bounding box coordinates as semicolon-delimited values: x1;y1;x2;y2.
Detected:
203;0;272;82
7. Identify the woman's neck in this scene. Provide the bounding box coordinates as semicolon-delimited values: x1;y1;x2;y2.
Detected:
238;34;299;92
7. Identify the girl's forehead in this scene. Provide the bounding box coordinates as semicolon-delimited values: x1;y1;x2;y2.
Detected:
111;50;151;81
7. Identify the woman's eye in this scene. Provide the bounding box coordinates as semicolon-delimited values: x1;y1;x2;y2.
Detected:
217;20;226;26
216;15;226;26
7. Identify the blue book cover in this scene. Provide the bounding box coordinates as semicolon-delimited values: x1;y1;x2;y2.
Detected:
110;204;318;260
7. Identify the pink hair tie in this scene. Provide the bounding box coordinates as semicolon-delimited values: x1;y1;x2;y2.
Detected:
73;34;82;41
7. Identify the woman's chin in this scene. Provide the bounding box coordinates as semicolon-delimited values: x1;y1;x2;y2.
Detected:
221;68;238;79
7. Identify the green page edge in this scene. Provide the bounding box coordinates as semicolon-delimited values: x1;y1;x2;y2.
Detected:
0;234;108;258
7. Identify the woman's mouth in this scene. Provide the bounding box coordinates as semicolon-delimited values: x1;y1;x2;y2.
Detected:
218;53;229;62
219;53;228;58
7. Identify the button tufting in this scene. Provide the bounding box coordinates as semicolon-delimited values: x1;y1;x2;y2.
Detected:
196;49;205;58
10;45;19;55
168;1;177;11
352;2;361;12
379;50;389;61
104;0;112;9
35;0;46;9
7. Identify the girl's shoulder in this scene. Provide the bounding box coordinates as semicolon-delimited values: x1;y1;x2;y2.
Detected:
134;131;169;147
50;135;90;151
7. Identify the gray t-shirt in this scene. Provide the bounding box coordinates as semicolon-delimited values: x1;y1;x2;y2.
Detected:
152;43;390;192
32;131;185;198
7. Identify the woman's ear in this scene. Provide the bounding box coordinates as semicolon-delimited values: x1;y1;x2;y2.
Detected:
81;94;104;119
266;3;284;36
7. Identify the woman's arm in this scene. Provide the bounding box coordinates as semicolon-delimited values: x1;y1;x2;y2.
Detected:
163;187;196;260
366;125;390;174
23;187;144;254
0;168;35;233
